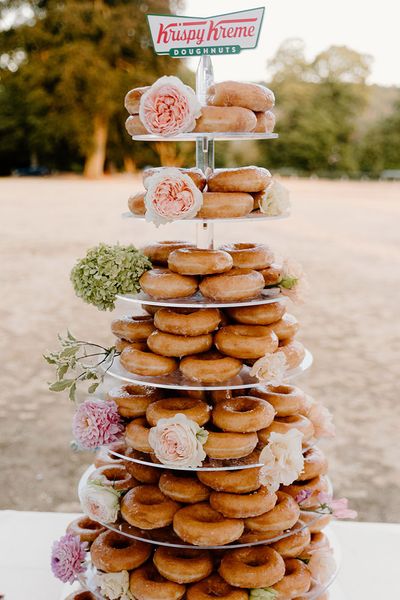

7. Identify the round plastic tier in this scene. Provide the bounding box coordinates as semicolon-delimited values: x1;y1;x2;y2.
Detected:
122;210;290;223
117;288;283;309
131;132;278;142
106;349;312;391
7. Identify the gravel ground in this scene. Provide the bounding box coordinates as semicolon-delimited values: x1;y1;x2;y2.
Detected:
0;175;399;521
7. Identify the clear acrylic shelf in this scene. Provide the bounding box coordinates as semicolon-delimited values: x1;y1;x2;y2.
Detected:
131;132;278;142
117;288;283;309
122;210;290;223
105;349;313;391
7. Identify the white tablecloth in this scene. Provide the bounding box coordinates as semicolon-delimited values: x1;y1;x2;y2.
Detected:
0;511;399;599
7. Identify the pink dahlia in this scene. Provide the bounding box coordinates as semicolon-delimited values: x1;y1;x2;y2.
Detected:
50;533;87;583
318;493;358;519
72;398;124;450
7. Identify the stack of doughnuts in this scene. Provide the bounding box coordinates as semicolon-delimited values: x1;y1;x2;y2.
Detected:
125;80;275;136
129;166;275;219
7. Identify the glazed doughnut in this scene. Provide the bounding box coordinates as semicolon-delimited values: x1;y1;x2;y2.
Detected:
198;192;254;219
227;300;286;325
111;315;155;342
207;81;275;113
142;241;195;265
89;465;137;492
120;347;177;377
268;313;299;341
123;448;160;484
254;110;276;133
180;351;242;384
204;431;258;460
278;339;306;369
125;417;152;453
299;447;329;481
300;509;332;533
251;385;307;417
168;248;233;276
64;592;96;600
193;106;257;133
212;396;275;432
219;242;274;270
128;191;145;215
130;563;185;600
66;516;105;544
146;397;211;426
271;558;311;598
282;475;330;509
271;522;311;558
200;268;265;302
238;528;283;544
187;574;249;600
258;414;314;445
121;485;180;529
115;338;147;353
260;263;282;286
245;491;300;533
159;472;210;504
197;460;261;494
215;325;279;359
154;547;213;584
210;486;277;519
147;330;213;357
90;530;151;572
107;383;162;418
94;441;126;468
140;268;198;299
155;308;221;336
208;168;272;194
143;167;206;191
219;545;285;588
124;86;149;114
125;114;147;136
173;503;244;546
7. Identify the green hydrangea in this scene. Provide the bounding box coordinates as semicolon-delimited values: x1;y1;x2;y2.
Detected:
250;589;278;600
70;243;152;311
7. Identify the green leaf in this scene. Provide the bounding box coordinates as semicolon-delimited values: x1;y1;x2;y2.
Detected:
68;382;77;402
49;379;74;392
57;364;69;379
88;382;99;394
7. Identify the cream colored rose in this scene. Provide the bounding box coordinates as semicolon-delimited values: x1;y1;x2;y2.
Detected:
79;480;120;524
259;428;304;492
279;258;309;304
94;570;134;600
148;413;208;468
250;351;287;385
259;180;290;217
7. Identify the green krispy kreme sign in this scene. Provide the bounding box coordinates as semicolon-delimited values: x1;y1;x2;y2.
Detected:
147;7;265;57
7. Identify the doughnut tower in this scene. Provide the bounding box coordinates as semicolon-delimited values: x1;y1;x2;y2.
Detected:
60;52;342;599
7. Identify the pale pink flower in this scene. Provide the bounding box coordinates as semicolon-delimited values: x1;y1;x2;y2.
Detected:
148;413;208;468
295;489;312;504
50;533;87;583
72;398;124;450
318;493;358;519
79;480;121;524
308;547;336;584
139;76;201;136
259;428;304;492
145;167;203;226
279;258;309;304
250;351;287;385
307;400;336;438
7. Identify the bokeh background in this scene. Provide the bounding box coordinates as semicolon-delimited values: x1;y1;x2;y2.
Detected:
1;1;399;521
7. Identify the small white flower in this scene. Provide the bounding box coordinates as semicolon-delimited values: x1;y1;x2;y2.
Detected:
79;480;120;524
149;413;208;468
279;258;309;304
250;351;287;385
258;180;290;217
94;570;134;600
259;429;304;492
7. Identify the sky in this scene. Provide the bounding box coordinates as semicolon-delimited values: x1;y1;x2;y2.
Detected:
182;0;400;87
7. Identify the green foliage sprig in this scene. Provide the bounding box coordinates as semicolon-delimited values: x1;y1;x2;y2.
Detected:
43;331;119;401
70;243;152;311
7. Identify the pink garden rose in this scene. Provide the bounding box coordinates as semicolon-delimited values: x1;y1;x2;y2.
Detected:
139;76;201;136
72;398;124;450
318;493;358;519
51;533;87;583
148;413;208;468
79;480;121;524
145;167;203;226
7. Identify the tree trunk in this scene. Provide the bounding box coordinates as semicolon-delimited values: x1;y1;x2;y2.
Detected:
83;114;108;178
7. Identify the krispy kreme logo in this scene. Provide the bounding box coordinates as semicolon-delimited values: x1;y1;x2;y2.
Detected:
147;7;265;57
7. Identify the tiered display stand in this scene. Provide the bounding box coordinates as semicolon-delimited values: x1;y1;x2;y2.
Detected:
69;54;341;599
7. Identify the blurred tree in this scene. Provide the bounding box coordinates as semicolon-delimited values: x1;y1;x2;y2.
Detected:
359;98;400;175
0;0;187;176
